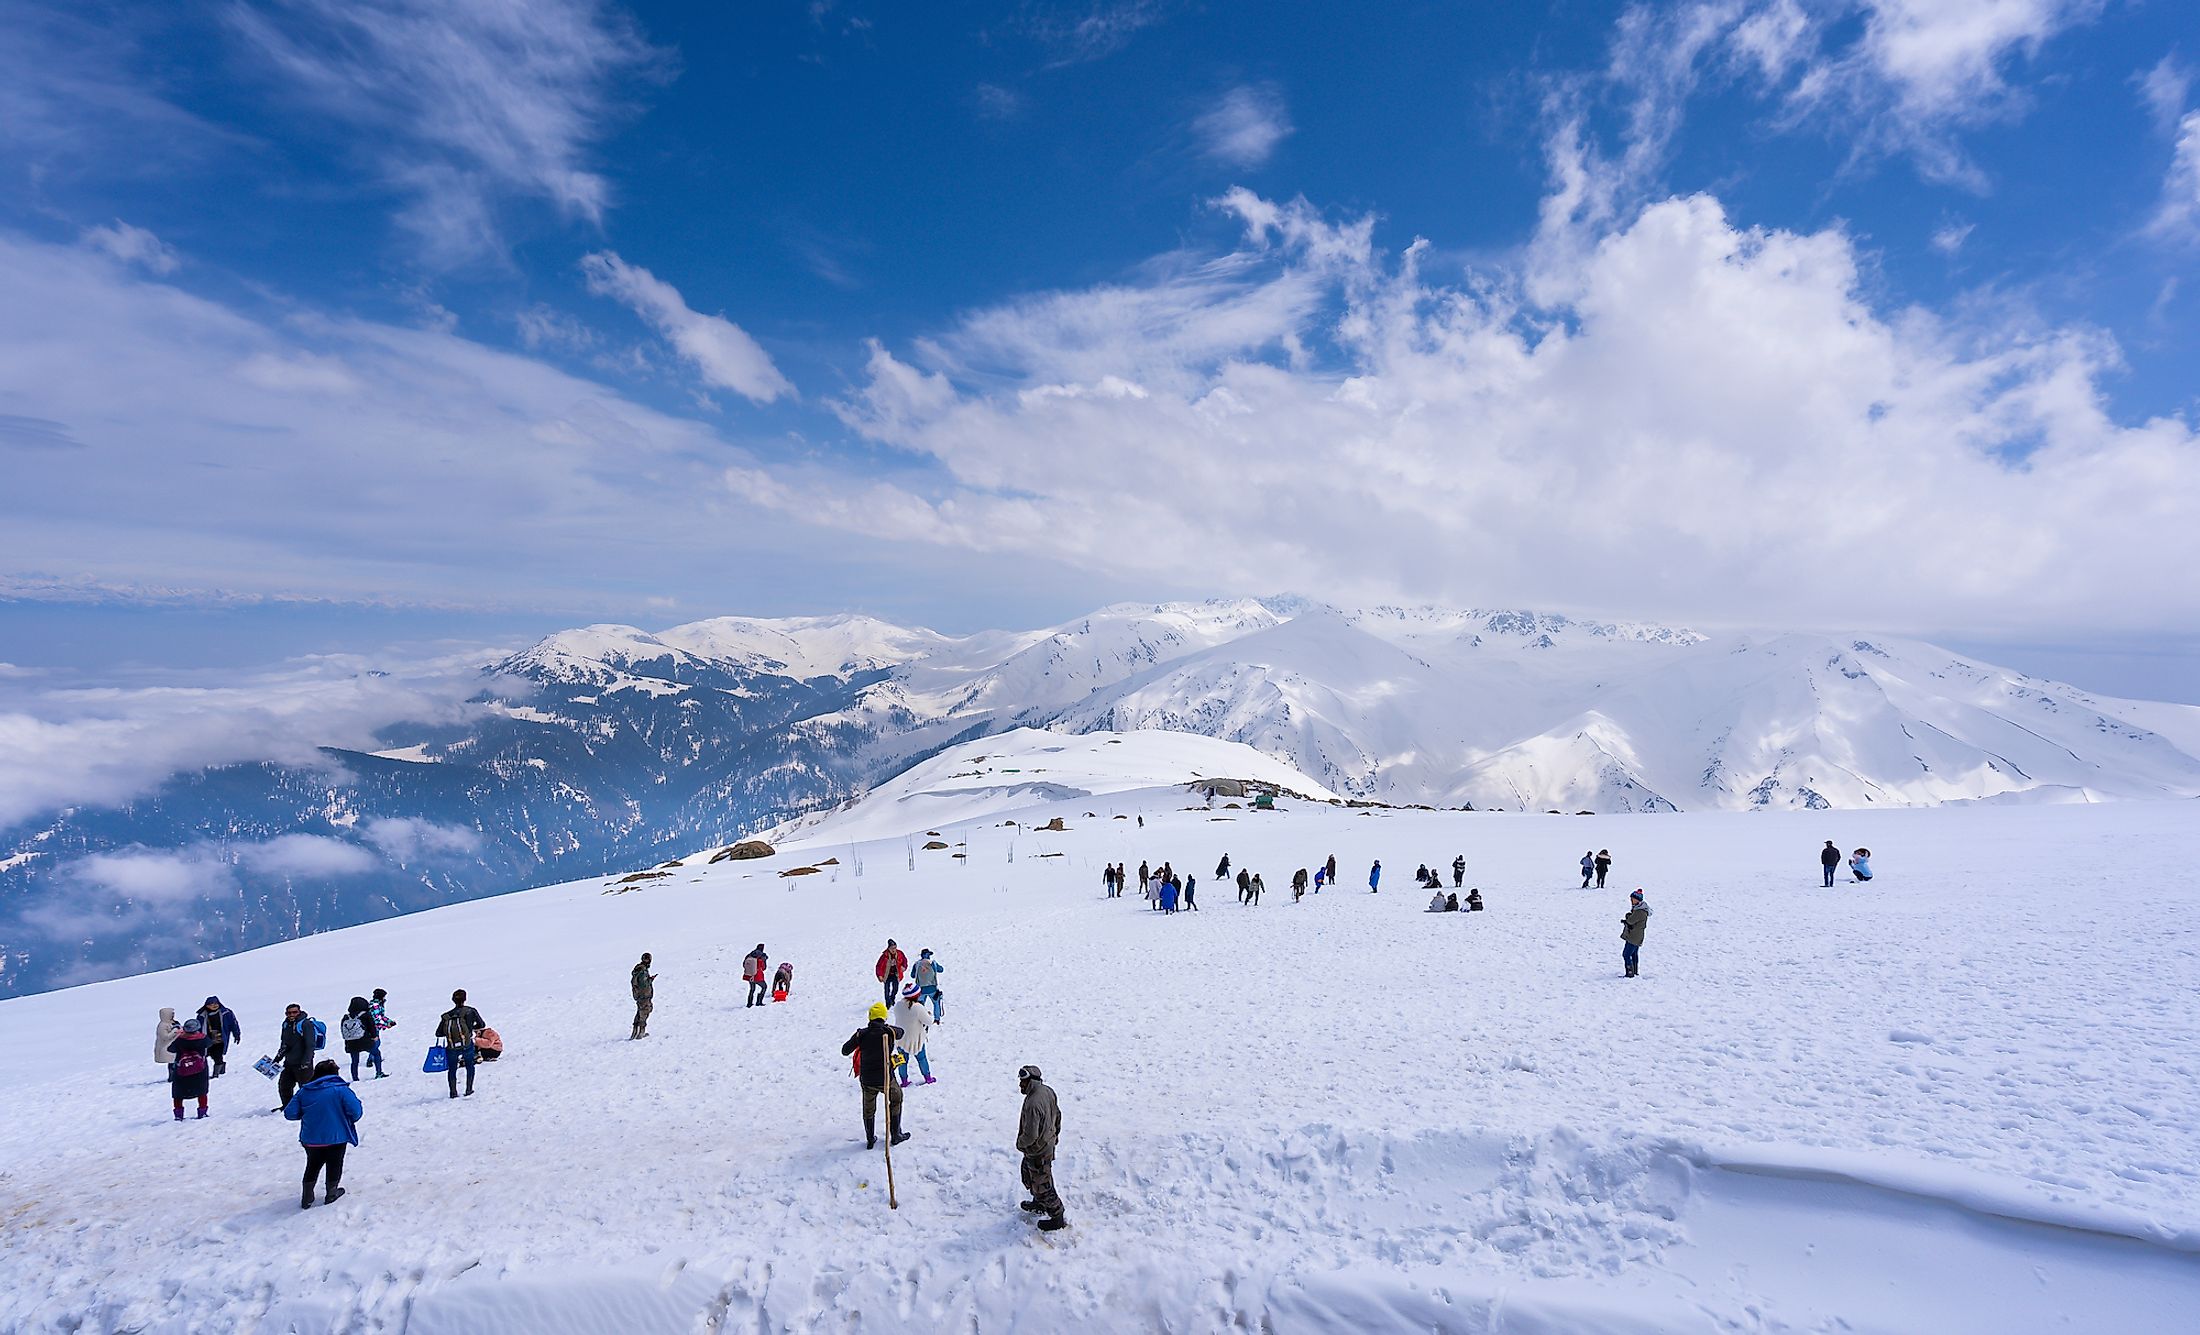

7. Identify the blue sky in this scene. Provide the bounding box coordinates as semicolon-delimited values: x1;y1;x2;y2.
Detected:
1;0;2197;699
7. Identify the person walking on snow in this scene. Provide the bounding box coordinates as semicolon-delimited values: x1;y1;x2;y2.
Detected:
438;990;486;1098
1249;873;1265;905
284;1058;362;1209
197;996;241;1076
1325;854;1337;888
1236;867;1252;903
911;948;944;1021
1580;852;1596;889
341;997;382;1081
1594;850;1612;889
630;953;656;1038
166;1015;213;1120
154;1007;180;1071
1293;868;1309;902
1621;890;1652;978
1313;865;1326;892
1183;873;1198;911
1452;855;1466;888
275;1003;320;1110
896;985;937;1086
1369;860;1382;893
840;1002;909;1149
1215;854;1231;881
743;943;770;1008
876;940;909;1006
1820;840;1841;887
1016;1064;1067;1231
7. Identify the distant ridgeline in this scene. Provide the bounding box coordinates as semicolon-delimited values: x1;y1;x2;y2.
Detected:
6;599;2197;995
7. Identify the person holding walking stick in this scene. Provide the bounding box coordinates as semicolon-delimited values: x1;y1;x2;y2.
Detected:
841;1002;909;1153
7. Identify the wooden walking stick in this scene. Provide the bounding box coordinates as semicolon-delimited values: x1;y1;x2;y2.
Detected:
882;1073;900;1210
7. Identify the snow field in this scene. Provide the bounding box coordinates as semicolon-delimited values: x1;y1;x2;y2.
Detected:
2;794;2198;1331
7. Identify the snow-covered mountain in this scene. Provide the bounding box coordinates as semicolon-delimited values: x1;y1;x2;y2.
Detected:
6;595;2197;995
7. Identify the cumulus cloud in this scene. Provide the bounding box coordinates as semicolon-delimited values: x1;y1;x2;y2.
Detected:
1194;84;1293;167
226;0;666;263
77;220;179;273
0;653;482;830
581;251;794;403
789;183;2199;638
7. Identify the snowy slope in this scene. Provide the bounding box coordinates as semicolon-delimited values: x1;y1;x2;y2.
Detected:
763;727;1340;845
4;790;2198;1332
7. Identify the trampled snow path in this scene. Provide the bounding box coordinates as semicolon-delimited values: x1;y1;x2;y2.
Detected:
3;797;2198;1332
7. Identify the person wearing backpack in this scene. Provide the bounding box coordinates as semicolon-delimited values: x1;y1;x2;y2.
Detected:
631;953;656;1039
437;990;486;1099
284;1058;362;1209
274;1003;321;1110
340;997;383;1081
743;944;769;1009
166;1016;214;1121
197;996;242;1076
840;1002;908;1149
772;961;794;1001
911;949;943;1022
875;940;908;1006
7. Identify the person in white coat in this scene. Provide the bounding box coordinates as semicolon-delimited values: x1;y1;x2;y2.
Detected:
155;1007;180;1068
895;986;936;1086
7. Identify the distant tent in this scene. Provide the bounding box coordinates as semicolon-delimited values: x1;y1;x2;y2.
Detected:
1251;792;1276;810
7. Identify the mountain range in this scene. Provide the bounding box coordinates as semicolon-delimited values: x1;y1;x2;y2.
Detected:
5;597;2196;995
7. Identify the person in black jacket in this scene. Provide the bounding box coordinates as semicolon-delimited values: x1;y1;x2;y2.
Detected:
839;1002;908;1149
1820;840;1841;887
274;1004;321;1109
196;996;241;1076
437;989;487;1099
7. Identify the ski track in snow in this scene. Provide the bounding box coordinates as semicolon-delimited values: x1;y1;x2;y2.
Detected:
3;797;2198;1332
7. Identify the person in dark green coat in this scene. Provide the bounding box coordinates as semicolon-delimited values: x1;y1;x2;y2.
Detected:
1621;889;1651;978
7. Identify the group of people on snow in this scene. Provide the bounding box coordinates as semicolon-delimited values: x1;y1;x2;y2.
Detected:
1821;841;1872;885
1414;856;1467;889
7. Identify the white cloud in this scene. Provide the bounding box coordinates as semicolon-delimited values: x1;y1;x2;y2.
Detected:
794;186;2200;638
0;651;482;829
226;0;665;263
514;303;601;354
2150;111;2200;242
362;817;481;861
1931;220;1974;253
1018;1;1170;67
1194;84;1293;168
240;833;381;877
77;221;179;273
70;848;231;905
2137;55;2192;136
1598;0;2105;189
581;251;794;403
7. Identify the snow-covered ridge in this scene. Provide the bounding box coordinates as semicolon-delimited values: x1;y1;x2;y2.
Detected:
492;598;2200;814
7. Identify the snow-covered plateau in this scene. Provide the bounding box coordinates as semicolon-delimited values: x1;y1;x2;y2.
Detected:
4;730;2196;1333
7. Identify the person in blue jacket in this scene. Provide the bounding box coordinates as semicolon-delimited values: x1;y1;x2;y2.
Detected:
1368;860;1382;893
284;1059;363;1209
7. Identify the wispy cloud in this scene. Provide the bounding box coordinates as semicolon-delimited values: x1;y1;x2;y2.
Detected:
580;251;794;402
226;0;669;264
1194;84;1293;168
2137;55;2192;136
2149;111;2200;242
1017;0;1171;67
1931;219;1973;253
973;82;1026;121
77;220;180;273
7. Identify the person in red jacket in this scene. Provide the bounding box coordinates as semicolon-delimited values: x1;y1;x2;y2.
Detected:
742;943;769;1009
875;939;908;1006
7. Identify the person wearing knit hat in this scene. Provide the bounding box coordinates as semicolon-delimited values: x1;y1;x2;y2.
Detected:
1621;890;1651;978
842;1003;907;1149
